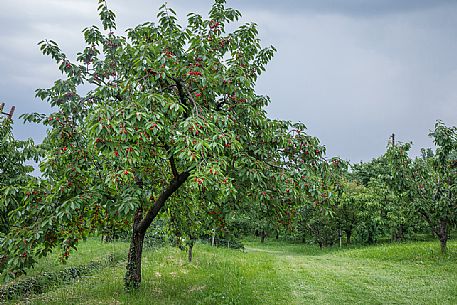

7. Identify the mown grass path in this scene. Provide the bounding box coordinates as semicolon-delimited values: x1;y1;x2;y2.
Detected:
245;241;457;305
5;240;457;304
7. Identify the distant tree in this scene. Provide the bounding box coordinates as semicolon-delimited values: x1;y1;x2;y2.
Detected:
336;181;359;244
388;121;457;253
297;158;347;248
353;147;420;243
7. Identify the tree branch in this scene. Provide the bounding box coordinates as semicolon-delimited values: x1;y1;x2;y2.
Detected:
169;155;179;179
172;78;192;118
182;84;200;116
137;171;190;233
173;78;187;105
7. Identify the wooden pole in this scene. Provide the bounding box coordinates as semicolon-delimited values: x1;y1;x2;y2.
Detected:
8;106;15;120
211;228;215;247
0;103;15;120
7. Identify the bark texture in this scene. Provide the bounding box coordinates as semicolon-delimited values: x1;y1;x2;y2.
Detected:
438;221;448;254
124;209;145;290
124;171;190;290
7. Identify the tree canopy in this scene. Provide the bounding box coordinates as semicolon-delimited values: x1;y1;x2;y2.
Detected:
2;0;324;288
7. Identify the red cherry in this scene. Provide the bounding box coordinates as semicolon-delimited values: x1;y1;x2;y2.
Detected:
188;71;202;76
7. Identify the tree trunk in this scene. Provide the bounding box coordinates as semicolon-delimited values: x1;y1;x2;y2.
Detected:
398;224;405;241
438;221;448;254
260;231;266;243
0;255;7;271
440;238;447;254
124;209;145;290
392;224;405;242
188;241;194;262
338;229;342;248
123;171;189;290
346;230;352;244
367;227;374;244
101;234;114;243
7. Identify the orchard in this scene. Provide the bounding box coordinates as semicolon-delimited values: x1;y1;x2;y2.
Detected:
0;0;456;301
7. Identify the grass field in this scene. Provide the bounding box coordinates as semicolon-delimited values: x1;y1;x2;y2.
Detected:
19;238;130;278
3;239;457;304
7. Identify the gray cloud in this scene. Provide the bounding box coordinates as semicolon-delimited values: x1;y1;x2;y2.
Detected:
229;0;456;17
247;5;457;161
1;0;457;164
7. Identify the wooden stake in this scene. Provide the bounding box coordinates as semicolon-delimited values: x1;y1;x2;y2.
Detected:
8;106;15;120
0;103;15;120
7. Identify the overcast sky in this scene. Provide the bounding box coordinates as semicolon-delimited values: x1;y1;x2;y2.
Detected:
1;0;457;163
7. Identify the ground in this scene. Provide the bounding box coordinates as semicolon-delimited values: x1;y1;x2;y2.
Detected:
3;239;457;304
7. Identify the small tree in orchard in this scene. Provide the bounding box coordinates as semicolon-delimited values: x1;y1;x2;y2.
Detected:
354;147;420;243
383;142;417;241
326;159;357;245
239;126;326;243
421;121;457;253
356;180;391;244
2;0;323;289
338;181;379;244
389;121;457;253
296;157;346;248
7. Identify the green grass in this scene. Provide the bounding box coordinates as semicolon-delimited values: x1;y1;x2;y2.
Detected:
1;238;129;303
4;239;457;304
246;240;457;304
16;244;290;305
21;238;130;278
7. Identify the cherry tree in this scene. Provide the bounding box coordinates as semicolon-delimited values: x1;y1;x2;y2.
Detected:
2;0;323;289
